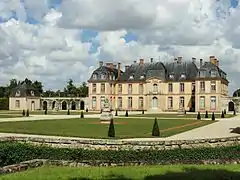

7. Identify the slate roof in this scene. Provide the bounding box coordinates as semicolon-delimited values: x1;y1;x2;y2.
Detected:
10;83;41;97
89;66;121;81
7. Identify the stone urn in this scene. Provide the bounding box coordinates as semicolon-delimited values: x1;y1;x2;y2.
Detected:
100;99;113;124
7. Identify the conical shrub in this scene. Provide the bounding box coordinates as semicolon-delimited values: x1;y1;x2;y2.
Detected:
212;112;215;121
22;110;25;116
115;110;118;116
44;109;47;115
221;111;225;118
142;110;144;115
67;109;70;115
125;110;128;117
152;118;160;137
26;109;29;117
86;108;88;113
224;109;226;115
234;110;236;116
205;111;208;118
108;118;115;137
80;111;84;118
197;112;201;120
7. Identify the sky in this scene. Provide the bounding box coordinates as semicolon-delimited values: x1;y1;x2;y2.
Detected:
0;0;240;95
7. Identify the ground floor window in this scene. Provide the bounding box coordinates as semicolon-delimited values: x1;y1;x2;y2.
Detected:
152;97;158;109
210;96;216;110
139;97;144;109
15;100;20;108
118;97;122;109
128;97;132;109
100;96;105;109
199;96;205;110
92;96;96;109
168;97;173;109
180;96;184;108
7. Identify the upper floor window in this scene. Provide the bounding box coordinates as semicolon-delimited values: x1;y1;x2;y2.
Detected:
129;75;134;80
168;83;173;92
200;81;205;92
211;81;216;92
153;84;158;92
15;90;20;96
93;74;97;80
180;96;184;108
31;90;34;96
180;83;184;92
118;84;122;94
210;70;217;77
128;84;132;94
101;83;105;93
139;84;144;94
92;84;96;93
199;71;206;77
100;74;106;80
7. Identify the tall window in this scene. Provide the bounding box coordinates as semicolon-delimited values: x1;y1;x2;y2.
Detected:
92;84;96;93
211;81;216;92
192;82;195;92
100;96;105;108
128;84;132;94
210;96;216;110
199;96;205;110
100;74;106;80
15;100;20;108
168;83;173;92
210;70;217;77
180;96;184;108
168;97;173;109
139;84;143;94
92;96;96;109
118;84;122;94
180;83;184;92
118;97;122;109
153;84;158;92
128;97;133;109
200;81;205;92
101;83;105;93
139;97;144;109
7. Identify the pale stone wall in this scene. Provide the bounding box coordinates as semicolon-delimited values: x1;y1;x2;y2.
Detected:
9;97;40;111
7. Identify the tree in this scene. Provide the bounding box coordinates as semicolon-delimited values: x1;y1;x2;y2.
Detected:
78;82;88;97
152;118;160;137
108;119;115;137
32;81;43;94
212;112;215;121
221;111;225;118
197;112;201;120
65;79;77;97
205;111;208;118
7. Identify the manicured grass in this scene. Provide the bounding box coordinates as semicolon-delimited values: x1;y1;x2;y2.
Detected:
0;110;98;115
0;118;213;138
1;165;240;180
129;113;235;119
0;114;22;118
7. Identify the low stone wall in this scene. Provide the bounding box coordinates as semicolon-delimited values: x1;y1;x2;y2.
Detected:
1;158;240;175
0;136;239;151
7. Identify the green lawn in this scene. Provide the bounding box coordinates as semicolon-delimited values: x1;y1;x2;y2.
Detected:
0;110;98;115
129;113;235;119
1;165;240;180
0;114;22;118
0;118;213;138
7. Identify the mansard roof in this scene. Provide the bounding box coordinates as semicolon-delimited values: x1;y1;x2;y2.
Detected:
10;83;41;97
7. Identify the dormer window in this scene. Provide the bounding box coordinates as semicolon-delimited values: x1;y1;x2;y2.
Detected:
180;74;186;79
210;70;217;77
169;74;174;79
15;90;20;96
199;71;206;77
93;74;97;80
140;75;145;79
129;75;134;80
31;90;34;96
100;74;106;80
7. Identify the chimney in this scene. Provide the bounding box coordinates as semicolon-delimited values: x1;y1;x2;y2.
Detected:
177;57;182;63
200;59;203;67
139;58;144;65
106;63;114;69
174;58;177;62
150;58;154;63
134;60;137;64
117;63;121;80
209;56;216;65
99;61;103;67
113;64;117;69
125;65;129;72
192;57;196;64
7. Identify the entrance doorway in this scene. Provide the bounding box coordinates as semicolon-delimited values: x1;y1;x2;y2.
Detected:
80;101;85;110
228;101;235;111
71;101;76;110
62;101;67;110
152;97;158;109
31;101;35;111
43;101;47;110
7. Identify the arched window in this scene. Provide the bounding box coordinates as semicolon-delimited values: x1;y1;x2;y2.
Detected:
93;74;97;80
100;73;106;80
153;84;158;92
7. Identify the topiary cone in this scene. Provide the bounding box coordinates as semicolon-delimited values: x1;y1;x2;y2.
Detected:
152;118;160;137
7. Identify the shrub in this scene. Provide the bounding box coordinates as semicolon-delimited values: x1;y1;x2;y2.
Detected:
0;142;239;167
108;119;115;138
100;109;102;114
234;110;236;116
142;110;144;115
115;110;118;116
197;112;201;120
152;118;160;137
184;110;186;115
80;111;84;118
0;98;9;110
67;109;70;115
212;112;215;121
221;111;225;118
125;110;128;117
86;108;88;113
26;109;29;117
22;110;25;116
44;109;47;115
205;111;208;118
224;109;226;115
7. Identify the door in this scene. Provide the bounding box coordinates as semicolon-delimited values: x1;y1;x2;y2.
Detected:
152;97;158;109
31;101;35;111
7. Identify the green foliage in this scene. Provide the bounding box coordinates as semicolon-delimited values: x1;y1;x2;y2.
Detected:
234;110;236;116
197;112;201;120
125;110;128;117
115;110;118;116
26;109;29;117
22;110;25;116
142;110;144;115
44;109;47;115
86;108;88;113
0;142;239;167
224;109;226;115
0;98;9;110
205;111;208;118
80;111;84;118
221;111;224;118
184;110;186;115
67;109;70;115
152;118;160;137
212;112;215;121
108;119;115;137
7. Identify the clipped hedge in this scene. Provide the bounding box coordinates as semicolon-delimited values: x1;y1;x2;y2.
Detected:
0;142;239;167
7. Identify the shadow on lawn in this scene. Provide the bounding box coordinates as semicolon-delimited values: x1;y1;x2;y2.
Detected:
230;127;240;134
69;168;240;180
